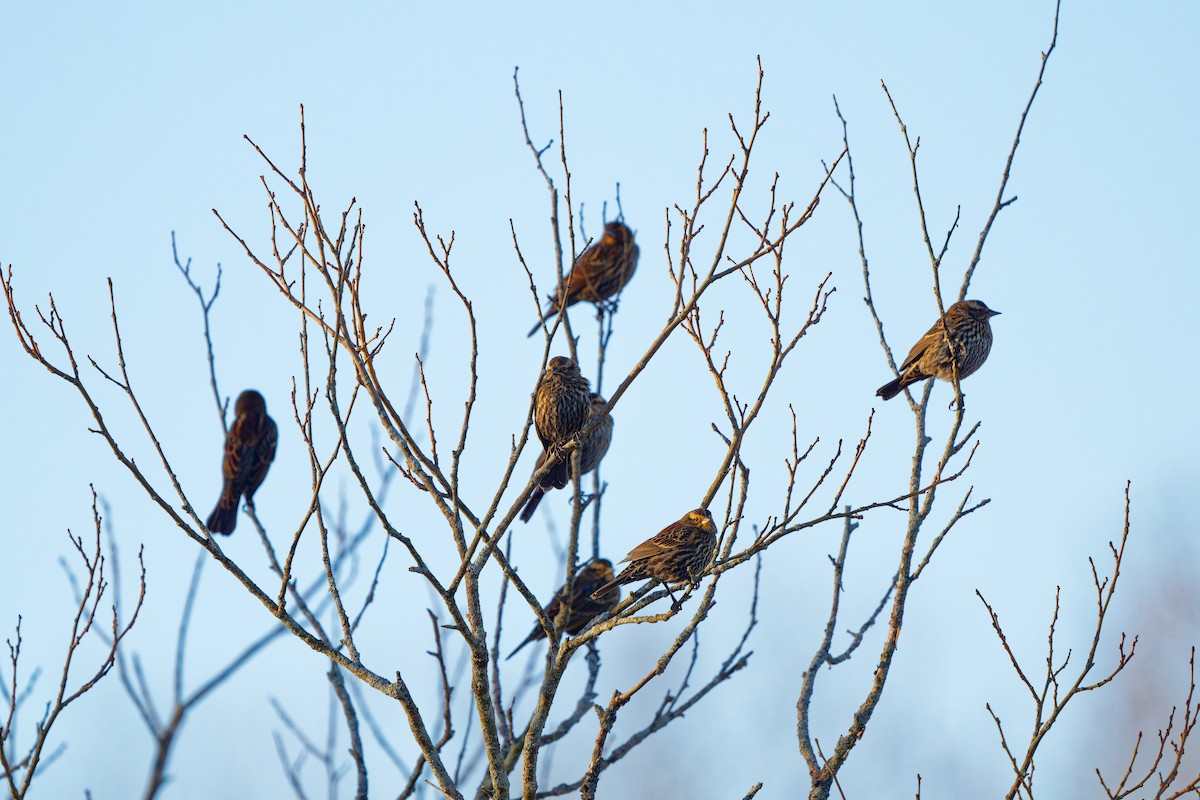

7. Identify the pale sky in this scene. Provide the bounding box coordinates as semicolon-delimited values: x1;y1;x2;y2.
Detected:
2;2;1199;797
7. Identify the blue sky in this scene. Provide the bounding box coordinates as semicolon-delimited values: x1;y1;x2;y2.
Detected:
2;1;1199;797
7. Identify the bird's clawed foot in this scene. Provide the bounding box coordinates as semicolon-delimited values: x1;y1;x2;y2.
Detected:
548;442;569;466
570;491;599;511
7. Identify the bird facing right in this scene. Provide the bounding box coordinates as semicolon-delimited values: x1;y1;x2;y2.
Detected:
527;221;639;337
532;356;592;491
506;559;620;660
876;299;1001;401
591;508;718;610
206;390;278;535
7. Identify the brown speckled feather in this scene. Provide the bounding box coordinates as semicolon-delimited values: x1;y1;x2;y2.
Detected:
520;394;613;522
877;299;1000;400
592;509;718;601
528;222;639;336
207;390;278;535
507;560;619;659
532;356;591;490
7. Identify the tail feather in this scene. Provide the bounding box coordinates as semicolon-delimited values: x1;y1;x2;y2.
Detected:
206;481;240;534
519;489;545;523
876;370;921;401
506;631;539;661
206;498;238;535
546;459;570;491
590;578;621;600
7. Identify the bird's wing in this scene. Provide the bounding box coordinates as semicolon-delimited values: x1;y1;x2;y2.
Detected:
624;521;687;562
244;417;279;497
534;447;548;470
542;592;563;622
222;426;247;482
900;319;946;371
568;568;607;606
533;385;555;450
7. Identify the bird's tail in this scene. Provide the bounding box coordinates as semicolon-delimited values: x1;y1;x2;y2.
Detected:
531;446;572;492
506;631;540;661
590;578;621;600
519;489;546;523
546;459;570;491
876;371;917;401
206;486;239;535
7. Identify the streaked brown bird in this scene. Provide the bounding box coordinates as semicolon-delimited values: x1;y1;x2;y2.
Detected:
506;559;619;660
592;508;718;610
876;299;1001;401
520;393;614;523
532;356;592;492
206;390;278;535
527;221;639;337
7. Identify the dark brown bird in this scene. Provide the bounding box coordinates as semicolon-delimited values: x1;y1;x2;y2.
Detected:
206;390;278;535
592;508;718;610
507;559;619;660
520;393;614;523
532;356;592;492
528;221;639;337
876;299;1001;401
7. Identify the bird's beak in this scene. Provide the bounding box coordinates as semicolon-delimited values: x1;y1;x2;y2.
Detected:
990;309;1002;317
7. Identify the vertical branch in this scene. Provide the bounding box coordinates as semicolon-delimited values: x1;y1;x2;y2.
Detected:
327;664;368;800
169;233;227;431
982;482;1138;800
803;6;1065;793
961;0;1062;298
0;490;146;800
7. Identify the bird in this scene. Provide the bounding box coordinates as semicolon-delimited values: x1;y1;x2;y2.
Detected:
591;508;718;610
506;559;620;660
206;390;278;535
527;221;639;337
520;393;614;523
532;356;592;492
876;299;1001;401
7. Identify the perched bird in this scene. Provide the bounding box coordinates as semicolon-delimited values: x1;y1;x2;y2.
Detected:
206;390;278;535
520;393;614;523
527;221;639;337
506;559;619;660
876;299;1001;401
592;508;718;610
532;356;592;492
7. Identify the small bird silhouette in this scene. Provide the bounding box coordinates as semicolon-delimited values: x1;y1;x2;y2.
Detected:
876;299;1000;401
532;356;592;491
507;560;619;660
528;221;639;337
520;393;614;523
206;390;278;535
592;508;718;610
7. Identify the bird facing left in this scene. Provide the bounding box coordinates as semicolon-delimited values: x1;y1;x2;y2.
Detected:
206;390;278;535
